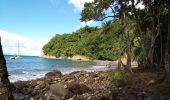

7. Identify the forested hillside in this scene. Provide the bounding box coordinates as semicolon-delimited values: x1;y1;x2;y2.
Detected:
43;0;170;74
43;21;128;61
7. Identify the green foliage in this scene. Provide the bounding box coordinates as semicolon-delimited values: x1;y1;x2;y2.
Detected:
43;22;123;60
81;0;118;22
109;70;126;81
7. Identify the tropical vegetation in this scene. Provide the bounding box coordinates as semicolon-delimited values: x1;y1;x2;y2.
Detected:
43;21;125;61
0;0;169;99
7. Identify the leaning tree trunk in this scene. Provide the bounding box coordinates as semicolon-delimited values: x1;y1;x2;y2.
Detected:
0;37;13;100
165;2;170;82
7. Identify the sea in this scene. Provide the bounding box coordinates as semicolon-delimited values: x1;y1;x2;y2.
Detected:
5;55;114;82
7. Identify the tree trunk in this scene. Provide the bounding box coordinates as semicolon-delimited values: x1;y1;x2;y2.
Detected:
147;2;161;68
165;2;170;82
121;6;132;72
117;31;123;70
124;22;132;72
131;0;148;68
0;37;14;100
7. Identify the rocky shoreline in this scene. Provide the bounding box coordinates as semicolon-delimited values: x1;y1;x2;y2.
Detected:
11;68;166;100
40;54;90;61
40;55;138;67
12;70;112;100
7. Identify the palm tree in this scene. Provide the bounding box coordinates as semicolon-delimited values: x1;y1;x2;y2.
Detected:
0;37;13;99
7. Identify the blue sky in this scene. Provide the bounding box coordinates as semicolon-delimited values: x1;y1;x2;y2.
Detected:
0;0;96;55
0;0;95;40
0;0;144;56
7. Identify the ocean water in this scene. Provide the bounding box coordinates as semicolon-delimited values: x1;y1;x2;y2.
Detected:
5;55;113;82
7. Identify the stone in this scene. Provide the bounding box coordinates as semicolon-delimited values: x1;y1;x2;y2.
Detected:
148;80;155;85
13;81;27;92
45;70;62;77
31;90;37;96
94;77;100;81
64;85;67;89
34;85;40;90
22;88;30;95
12;71;110;100
87;96;92;100
39;82;46;89
68;97;74;100
49;83;70;97
10;83;16;91
67;82;90;95
20;96;24;100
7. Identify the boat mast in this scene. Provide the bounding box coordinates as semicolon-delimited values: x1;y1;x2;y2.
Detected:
18;41;20;56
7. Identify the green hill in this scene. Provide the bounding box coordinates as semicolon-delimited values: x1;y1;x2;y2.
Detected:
42;21;124;60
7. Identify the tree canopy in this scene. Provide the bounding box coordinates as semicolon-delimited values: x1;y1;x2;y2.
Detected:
43;21;126;60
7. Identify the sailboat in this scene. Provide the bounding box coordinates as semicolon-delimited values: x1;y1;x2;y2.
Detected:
10;41;22;60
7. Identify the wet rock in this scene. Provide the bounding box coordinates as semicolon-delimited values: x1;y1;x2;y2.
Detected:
45;70;62;77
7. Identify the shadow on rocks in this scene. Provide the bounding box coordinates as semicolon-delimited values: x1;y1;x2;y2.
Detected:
67;82;91;95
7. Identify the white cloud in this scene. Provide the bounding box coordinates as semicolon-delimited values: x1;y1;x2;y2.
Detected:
0;29;49;56
69;0;94;12
75;20;95;30
135;1;145;9
128;0;145;9
81;20;95;26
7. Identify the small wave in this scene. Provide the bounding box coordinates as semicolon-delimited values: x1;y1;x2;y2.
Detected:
9;70;49;82
9;65;116;82
91;65;107;69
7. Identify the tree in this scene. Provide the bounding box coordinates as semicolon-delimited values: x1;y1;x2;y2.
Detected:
164;1;170;82
120;1;132;72
0;37;14;100
81;0;132;72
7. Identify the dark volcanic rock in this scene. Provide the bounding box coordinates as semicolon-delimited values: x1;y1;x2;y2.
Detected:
45;70;62;77
13;71;111;100
13;81;28;93
67;82;91;95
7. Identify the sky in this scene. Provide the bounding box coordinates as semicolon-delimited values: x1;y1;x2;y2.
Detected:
0;0;96;56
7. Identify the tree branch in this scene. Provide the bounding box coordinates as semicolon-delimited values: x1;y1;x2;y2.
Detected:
96;15;115;21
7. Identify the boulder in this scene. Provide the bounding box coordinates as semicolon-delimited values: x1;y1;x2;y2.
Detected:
49;83;72;98
45;70;62;77
13;81;28;92
67;82;90;95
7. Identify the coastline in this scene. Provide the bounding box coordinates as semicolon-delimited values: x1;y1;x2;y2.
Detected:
40;54;90;61
10;58;160;100
11;58;138;99
39;55;57;59
12;67;164;100
8;55;138;83
40;54;138;66
12;70;112;100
